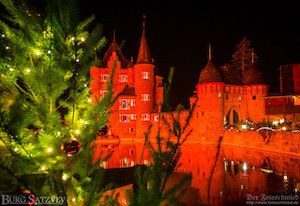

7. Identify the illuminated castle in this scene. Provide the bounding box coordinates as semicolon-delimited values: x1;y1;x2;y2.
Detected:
189;45;268;135
90;20;300;140
90;19;164;140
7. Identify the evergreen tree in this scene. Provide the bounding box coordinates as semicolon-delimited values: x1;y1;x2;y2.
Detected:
231;37;258;75
0;0;118;205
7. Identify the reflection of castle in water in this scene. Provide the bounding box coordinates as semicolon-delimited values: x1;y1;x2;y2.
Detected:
94;143;300;205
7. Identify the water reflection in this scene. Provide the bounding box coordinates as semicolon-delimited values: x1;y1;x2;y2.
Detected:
94;142;300;205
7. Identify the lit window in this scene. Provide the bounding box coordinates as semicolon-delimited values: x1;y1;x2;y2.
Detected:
141;94;150;101
121;114;128;122
238;92;242;101
218;92;221;98
102;74;109;82
294;96;300;105
142;113;150;121
101;90;108;99
130;114;136;121
120;74;127;82
142;72;149;79
130;99;136;107
154;115;159;122
121;99;128;110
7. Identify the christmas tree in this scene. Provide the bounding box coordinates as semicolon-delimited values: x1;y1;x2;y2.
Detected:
0;0;118;205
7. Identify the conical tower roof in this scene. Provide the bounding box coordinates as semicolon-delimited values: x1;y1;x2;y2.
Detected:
198;44;223;84
136;16;152;64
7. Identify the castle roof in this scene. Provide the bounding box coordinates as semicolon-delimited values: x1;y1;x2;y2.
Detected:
119;85;136;96
243;63;265;85
198;60;223;84
136;17;152;64
100;40;132;69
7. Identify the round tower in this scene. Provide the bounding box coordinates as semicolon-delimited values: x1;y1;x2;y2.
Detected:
196;44;225;134
134;17;155;139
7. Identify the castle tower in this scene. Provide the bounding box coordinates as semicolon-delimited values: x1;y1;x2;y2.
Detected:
134;16;155;138
195;44;225;134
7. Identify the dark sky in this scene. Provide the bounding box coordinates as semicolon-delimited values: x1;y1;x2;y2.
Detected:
81;1;300;108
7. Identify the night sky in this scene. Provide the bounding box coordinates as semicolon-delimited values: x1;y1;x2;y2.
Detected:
81;1;300;108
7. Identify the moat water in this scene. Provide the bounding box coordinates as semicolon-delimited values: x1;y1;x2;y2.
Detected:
97;142;300;205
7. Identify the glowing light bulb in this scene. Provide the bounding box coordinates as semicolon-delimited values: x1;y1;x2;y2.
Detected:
243;162;247;171
75;130;80;134
284;175;288;180
47;147;53;153
62;174;68;180
282;126;287;131
241;124;247;130
47;50;51;54
2;34;5;37
9;68;13;72
36;50;41;55
84;84;87;87
72;198;75;202
88;98;91;103
41;166;46;171
75;59;79;62
81;37;85;42
57;131;61;135
26;68;31;73
71;37;75;41
84;121;88;125
14;147;18;152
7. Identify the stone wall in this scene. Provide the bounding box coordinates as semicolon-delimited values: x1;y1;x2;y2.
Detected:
222;130;300;156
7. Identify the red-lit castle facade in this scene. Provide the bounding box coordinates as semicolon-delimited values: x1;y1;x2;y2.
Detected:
90;21;300;142
90;21;163;140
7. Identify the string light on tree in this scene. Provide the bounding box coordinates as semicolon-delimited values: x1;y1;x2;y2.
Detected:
26;68;31;73
36;50;41;55
62;174;68;180
47;147;53;153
